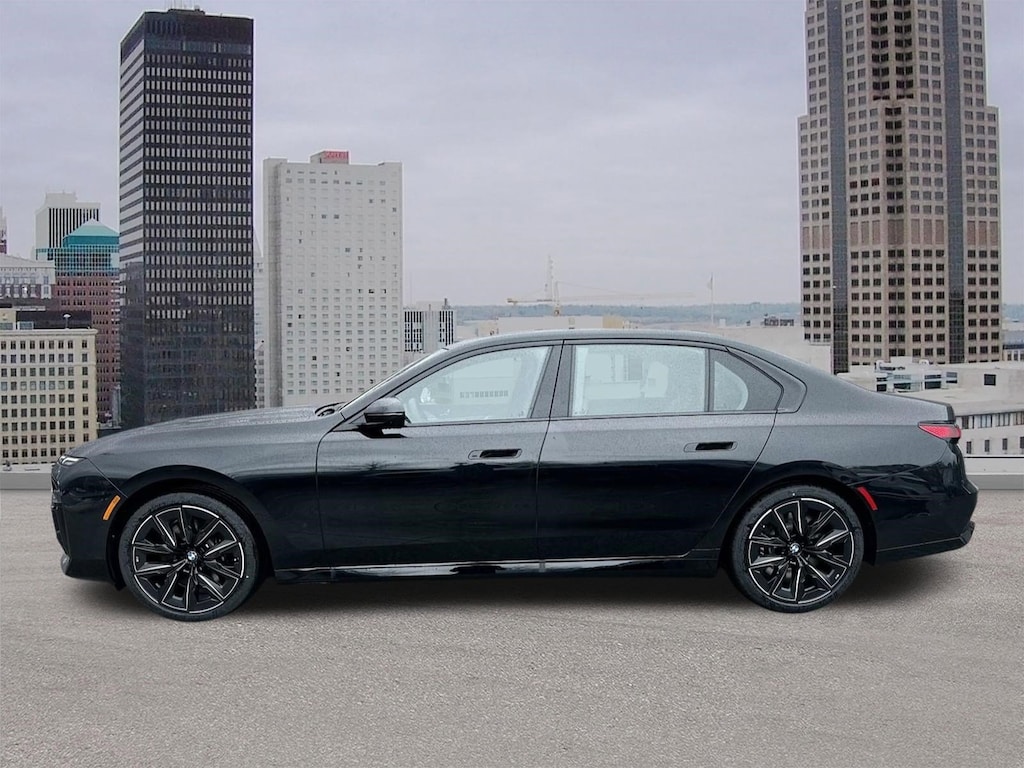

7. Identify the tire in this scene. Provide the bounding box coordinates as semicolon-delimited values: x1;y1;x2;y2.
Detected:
118;493;260;621
728;485;864;613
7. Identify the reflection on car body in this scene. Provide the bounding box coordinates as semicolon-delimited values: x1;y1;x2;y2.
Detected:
50;330;977;621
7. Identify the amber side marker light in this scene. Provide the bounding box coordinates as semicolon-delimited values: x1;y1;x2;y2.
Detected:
102;495;122;521
919;423;962;442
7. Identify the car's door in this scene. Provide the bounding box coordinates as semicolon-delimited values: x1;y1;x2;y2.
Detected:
536;340;780;561
316;343;560;568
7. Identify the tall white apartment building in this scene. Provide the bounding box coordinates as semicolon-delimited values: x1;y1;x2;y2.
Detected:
263;151;403;407
34;192;101;253
253;232;267;408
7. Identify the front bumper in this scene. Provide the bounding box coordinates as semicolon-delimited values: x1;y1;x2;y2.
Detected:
60;552;110;580
51;460;123;584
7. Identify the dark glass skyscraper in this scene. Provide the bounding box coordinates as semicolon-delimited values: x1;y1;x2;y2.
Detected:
119;8;254;427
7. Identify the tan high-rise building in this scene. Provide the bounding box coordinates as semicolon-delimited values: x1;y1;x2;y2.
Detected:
799;0;1002;373
0;310;97;465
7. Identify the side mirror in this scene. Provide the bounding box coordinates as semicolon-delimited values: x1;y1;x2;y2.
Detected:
363;397;406;429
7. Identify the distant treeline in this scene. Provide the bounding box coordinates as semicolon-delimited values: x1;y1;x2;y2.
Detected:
455;302;1024;325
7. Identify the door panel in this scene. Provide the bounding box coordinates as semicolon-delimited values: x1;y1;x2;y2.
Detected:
317;422;547;566
537;413;773;559
537;341;776;560
316;344;559;567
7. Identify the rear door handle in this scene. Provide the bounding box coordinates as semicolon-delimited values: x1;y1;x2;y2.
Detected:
469;449;522;460
685;441;735;452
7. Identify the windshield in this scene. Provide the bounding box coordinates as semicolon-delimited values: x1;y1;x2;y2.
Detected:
339;347;450;419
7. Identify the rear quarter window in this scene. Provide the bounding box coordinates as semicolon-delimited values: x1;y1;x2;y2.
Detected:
711;351;782;412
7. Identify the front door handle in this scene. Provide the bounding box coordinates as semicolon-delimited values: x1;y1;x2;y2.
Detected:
468;449;522;460
685;441;735;452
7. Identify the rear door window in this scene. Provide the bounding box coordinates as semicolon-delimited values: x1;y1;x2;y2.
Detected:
571;344;707;417
569;343;782;417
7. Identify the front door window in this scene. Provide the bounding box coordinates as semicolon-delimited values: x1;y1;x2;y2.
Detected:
397;346;551;424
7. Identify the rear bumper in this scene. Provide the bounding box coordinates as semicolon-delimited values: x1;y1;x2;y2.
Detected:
874;519;974;564
861;453;978;564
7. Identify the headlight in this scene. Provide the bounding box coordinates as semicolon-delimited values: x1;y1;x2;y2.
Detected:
57;455;84;466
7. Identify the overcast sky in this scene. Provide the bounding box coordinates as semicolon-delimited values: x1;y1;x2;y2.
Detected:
1;0;1021;306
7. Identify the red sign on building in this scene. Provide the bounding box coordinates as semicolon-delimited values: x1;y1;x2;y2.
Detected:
317;150;350;163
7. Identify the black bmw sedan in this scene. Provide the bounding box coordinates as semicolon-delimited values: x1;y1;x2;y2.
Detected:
51;330;977;621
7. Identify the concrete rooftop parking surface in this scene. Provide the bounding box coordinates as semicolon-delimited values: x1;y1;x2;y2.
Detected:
1;490;1021;768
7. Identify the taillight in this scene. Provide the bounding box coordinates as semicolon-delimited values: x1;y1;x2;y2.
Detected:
919;422;961;442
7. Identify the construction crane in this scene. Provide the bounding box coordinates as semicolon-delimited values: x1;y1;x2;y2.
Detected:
506;257;696;316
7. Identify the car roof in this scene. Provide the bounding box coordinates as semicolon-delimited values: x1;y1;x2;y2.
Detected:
447;328;776;358
449;328;735;348
444;329;840;388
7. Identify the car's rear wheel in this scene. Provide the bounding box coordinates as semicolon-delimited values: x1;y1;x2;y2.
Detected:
728;485;864;612
118;493;259;621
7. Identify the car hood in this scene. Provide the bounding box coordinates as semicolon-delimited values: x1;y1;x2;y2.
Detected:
132;406;323;432
69;406;331;459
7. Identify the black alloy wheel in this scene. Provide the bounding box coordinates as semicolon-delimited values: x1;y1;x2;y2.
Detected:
118;493;259;621
728;485;864;612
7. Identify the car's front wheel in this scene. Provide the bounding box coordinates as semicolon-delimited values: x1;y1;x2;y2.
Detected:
118;493;260;621
728;485;864;612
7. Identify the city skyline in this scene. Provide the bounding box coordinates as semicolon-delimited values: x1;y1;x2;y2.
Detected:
0;1;1021;307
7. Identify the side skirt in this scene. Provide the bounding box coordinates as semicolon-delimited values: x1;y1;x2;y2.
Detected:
274;551;720;585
